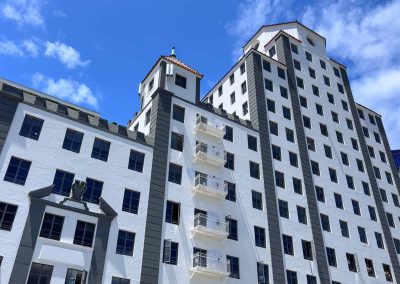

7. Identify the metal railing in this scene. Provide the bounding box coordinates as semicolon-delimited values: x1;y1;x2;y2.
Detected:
192;252;230;275
196;115;225;131
194;173;227;194
193;213;229;234
196;142;224;160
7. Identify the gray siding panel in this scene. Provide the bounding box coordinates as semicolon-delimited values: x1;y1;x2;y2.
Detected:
340;68;400;282
0;94;19;156
245;51;286;284
275;35;331;284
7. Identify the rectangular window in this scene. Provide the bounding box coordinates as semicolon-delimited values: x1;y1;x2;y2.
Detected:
275;171;285;188
218;86;223;96
267;99;275;112
334;193;344;209
283;234;294;255
250;161;260;179
346;119;354;130
172;105;185;122
4;157;31;185
329;168;338;183
287;270;297;284
380;188;388;202
339;220;349;238
257;262;269;284
337;83;344;93
247;135;257;151
224;152;235;170
394;238;400;253
386;172;393;184
165;201;180;225
230;92;235;104
0;201;18;231
323;75;330;86
341;152;349;166
269;46;276;57
307;275;317;284
225;182;236;202
387;212;395;228
352;199;361;215
116;230;135;256
332;111;339;123
326;247;337;267
324;145;332;159
280;86;288;98
303;115;311;128
374;132;381;143
168;163;182;184
336;131;344;144
240;63;246;74
327;93;335;104
289;152;298;167
320;123;328;136
346;175;355;190
296;77;304;89
368;206;377;221
351;138;359;151
128;150;145;172
316;103;323;115
312;85;320;97
321;214;330;232
309;67;316;79
374;166;381;179
342;100;349;111
229;73;235;85
227;255;240;279
278;67;285;79
65;269;85;284
380;151;387;163
383;264;393;282
300;96;308;108
171;132;184;152
111;277;130;284
272;145;281;161
305;51;312;62
358;226;368;243
376;232;385;249
362;126;369;138
264;78;273;92
224;126;234;142
145;108;151;125
163;240;178;265
294;59;301;71
242;102;248;115
278;199;289;218
346;253;357;272
175;74;187;88
241;81;247;94
27;263;53;284
83;178;103;204
392;194;400;207
52;169;74;196
73;220;95;247
122;189;140;214
363;182;371;196
282;106;291;120
291;43;298;54
293;177;302;194
297;206;307;225
19;114;44;140
91;138;110;162
226;217;238;240
320;59;326;69
252;190;263;210
365;258;375;277
254;226;266;248
62;129;83;153
269;121;278;135
316;186;325;202
302;240;313;260
286;128;294;142
39;213;64;241
311;160;320;176
263;60;271;71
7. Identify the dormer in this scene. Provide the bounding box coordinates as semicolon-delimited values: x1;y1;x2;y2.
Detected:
139;48;203;109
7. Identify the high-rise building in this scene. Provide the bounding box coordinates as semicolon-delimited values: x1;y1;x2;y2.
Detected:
392;150;400;173
0;21;399;284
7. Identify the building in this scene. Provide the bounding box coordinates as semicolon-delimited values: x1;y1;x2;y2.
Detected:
0;21;400;284
392;150;400;173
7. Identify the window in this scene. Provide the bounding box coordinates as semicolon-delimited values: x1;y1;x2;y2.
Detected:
240;63;246;74
342;100;349;111
368;206;377;221
380;151;387;163
387;212;395;228
224;126;233;142
269;121;278;135
395;239;400;254
324;145;332;159
272;145;281;161
320;124;328;136
226;217;238;240
252;190;263;210
242;102;248;115
0;201;18;231
286;128;295;142
374;166;381;179
163;240;178;265
356;159;364;173
305;51;312;62
297;206;307;224
267;99;275;113
91;138;110;162
225;152;235;170
65;269;85;284
363;182;371;196
282;106;291;120
302;240;313;260
300;96;308;108
336;131;344;144
333;67;340;77
309;67;316;79
320;59;327;69
352;200;361;216
286;270;297;284
172;105;185;122
323;75;330;86
171;132;184;152
376;232;385;249
62;129;83;153
241;81;247;94
230;92;235;104
268;46;276;57
73;220;95;247
278;67;285;79
339;220;349;238
334;193;344;209
332;111;339;123
254;226;266;248
296;77;304;89
111;277;130;284
337;83;344;94
122;189;140;214
316;104;323;116
346;119;354;130
312;85;319;97
289;152;298;167
351;138;359;151
303;115;311;128
386;172;393;184
226;182;236;202
321;214;330;232
227;255;240;279
380;188;388;202
383;264;393;282
283;234;294;255
326;247;337;267
280;86;288;98
116;230;135;256
293;59;301;71
250;161;260;179
365;258;375;277
148;78;154;91
358;226;367;243
19;115;44;140
316;186;325;202
264;79;273;91
291;43;298;54
358;109;365;119
218;85;223;96
257;262;269;284
311;160;320;176
307;275;317;284
27;263;53;284
346;175;355;189
52;169;74;196
39;213;64;241
248;135;257;151
374;132;381;143
347;253;357;272
329;168;338;183
168;163;182;184
82;178;103;204
4;157;31;185
368;146;375;158
368;113;375;124
275;171;285;188
175;74;187;88
165;201;180;225
293;177;302;194
278;199;289;218
341;152;349;166
327;93;335;104
362;126;370;138
392;194;400;207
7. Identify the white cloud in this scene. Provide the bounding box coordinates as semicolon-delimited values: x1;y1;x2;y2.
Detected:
0;37;39;57
1;0;45;27
22;39;39;57
45;41;90;69
32;72;99;108
53;9;66;18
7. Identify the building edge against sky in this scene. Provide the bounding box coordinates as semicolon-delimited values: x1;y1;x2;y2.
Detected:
0;21;400;284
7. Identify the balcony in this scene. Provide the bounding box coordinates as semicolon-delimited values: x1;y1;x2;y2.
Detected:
194;142;225;167
193;173;227;199
191;253;230;279
191;213;229;240
195;115;225;139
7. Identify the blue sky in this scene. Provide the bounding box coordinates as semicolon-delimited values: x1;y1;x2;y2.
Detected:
1;0;400;148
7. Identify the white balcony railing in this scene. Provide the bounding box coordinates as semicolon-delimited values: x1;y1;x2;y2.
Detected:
192;213;229;239
191;253;230;279
194;142;225;167
195;115;225;138
193;173;228;199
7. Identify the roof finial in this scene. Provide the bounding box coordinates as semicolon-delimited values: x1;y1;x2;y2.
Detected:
171;46;176;58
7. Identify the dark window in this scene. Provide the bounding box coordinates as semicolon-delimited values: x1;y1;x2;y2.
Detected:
320;124;328;136
303;115;311;128
27;263;53;284
300;96;307;108
311;160;320;176
387;212;395;228
62;129;83;153
320;60;327;69
392;193;400;207
39;213;64;241
230;92;235;104
52;169;74;196
65;269;85;284
341;152;349;166
4;157;31;185
351;138;359;151
263;60;271;71
336;131;344;144
252;190;263;210
227;255;240;279
172;105;185;122
0;201;18;231
267;99;275;112
291;43;298;54
346;253;357;272
145;109;151;125
352;199;361;215
241;81;247;94
240;63;246;74
250;161;260;179
358;226;367;243
324;145;332;159
321;214;330;232
254;226;266;248
332;111;339;123
338;83;344;94
316;104;323;115
165;201;180;225
326;247;337;267
323;75;330;86
368;206;377;221
226;217;238;240
374;166;381;179
363;126;370;138
19;115;44;140
269;121;278;135
339;220;349;238
111;277;130;284
305;51;312;62
226;182;236;202
394;238;400;253
380;188;388;202
229;74;235;85
307;275;317;284
383;264;393;282
296;77;304;89
280;86;288;98
282;106;291;120
358;109;365;119
302;240;313;260
269;46;276;57
163;240;178;265
376;232;385;249
333;67;341;77
312;85;319;97
275;171;285;188
368;113;375;124
264;78;273;92
272;145;281;161
171;132;184;152
286;128;294;142
374;132;381;143
286;270;297;284
283;234;294;255
73;220;95;247
293;177;302;194
218;86;223;96
368;146;375;158
278;199;289;218
309;68;316;79
316;186;325;202
289;152;298;167
363;182;371;196
168;163;182;184
116;230;135;256
334;193;343;209
365;258;375;277
294;60;301;71
122;189;140;214
91;138;110;162
248;135;257;151
329;168;338;183
278;67;285;79
386;172;393;185
175;74;187;88
225;152;235;170
82;178;103;204
128;150;145;172
257;262;269;284
297;206;307;224
342;100;349;111
380;151;387;163
242;102;248;115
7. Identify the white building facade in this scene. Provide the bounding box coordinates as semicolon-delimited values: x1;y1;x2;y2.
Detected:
0;21;399;284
